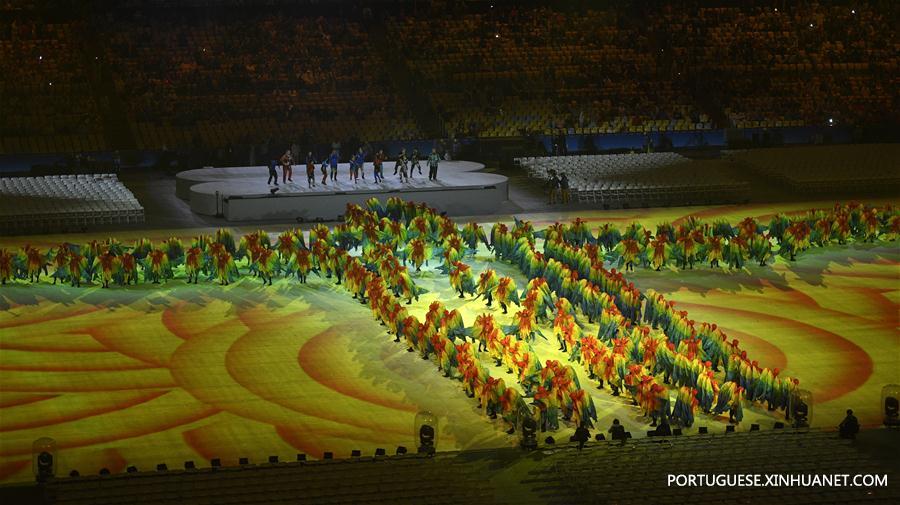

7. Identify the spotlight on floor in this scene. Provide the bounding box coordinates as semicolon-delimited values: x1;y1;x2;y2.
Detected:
544;436;555;445
126;466;138;473
268;456;278;464
210;458;221;468
351;450;361;458
594;434;606;441
750;424;760;432
698;427;708;434
725;425;735;433
184;461;195;470
396;446;408;455
374;448;386;457
672;429;682;436
269;187;279;196
99;468;110;475
773;422;785;430
69;470;79;478
238;457;249;466
323;452;333;460
156;464;168;472
296;454;306;462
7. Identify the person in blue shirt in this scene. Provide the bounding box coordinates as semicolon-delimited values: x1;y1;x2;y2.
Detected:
350;148;365;182
328;149;339;182
267;159;279;186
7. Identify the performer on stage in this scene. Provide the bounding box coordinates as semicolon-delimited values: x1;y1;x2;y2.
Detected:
267;159;279;186
373;149;385;183
328;148;339;182
428;148;440;180
305;152;316;188
353;148;366;181
396;148;409;182
410;148;423;177
280;149;293;184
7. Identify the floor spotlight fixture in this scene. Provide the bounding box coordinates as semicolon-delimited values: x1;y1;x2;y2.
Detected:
69;470;80;478
156;464;168;472
396;446;408;455
520;417;538;450
374;448;386;457
184;461;195;470
99;468;110;476
296;454;307;462
750;424;760;431
773;422;785;430
210;458;221;468
238;457;249;466
268;456;278;464
126;466;138;473
323;452;333;460
698;427;709;434
725;425;735;433
351;450;361;458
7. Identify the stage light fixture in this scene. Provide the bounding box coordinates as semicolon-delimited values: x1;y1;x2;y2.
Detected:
725;425;735;433
672;429;682;436
126;466;138;473
351;450;361;458
774;422;785;429
238;457;249;466
99;468;110;475
211;458;221;468
544;436;555;445
520;417;538;450
323;452;333;460
396;446;408;455
374;448;386;457
594;434;605;441
268;456;278;464
156;464;168;472
750;424;760;432
69;470;79;478
184;461;196;470
417;424;436;455
698;427;708;434
36;451;54;482
296;454;307;462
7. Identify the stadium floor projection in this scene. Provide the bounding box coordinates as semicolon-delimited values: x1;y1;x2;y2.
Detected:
0;200;897;484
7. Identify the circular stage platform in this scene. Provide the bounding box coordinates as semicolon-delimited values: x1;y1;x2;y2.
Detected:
176;161;507;222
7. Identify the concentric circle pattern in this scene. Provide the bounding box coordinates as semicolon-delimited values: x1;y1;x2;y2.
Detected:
0;200;897;484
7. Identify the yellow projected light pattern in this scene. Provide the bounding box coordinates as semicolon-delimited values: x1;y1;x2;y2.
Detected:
0;200;898;484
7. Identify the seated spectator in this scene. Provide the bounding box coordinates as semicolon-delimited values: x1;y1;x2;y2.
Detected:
608;419;626;441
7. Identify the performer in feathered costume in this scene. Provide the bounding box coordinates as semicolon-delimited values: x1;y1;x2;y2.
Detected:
432;329;458;377
616;238;641;272
118;252;137;286
523;277;554;322
276;230;299;263
703;235;724;268
254;247;277;285
67;250;86;287
499;387;524;434
595;223;622;252
94;251;119;288
438;308;466;342
493;276;519;314
553;308;582;356
505;308;541;343
447;261;476;298
144;248;170;284
780;221;811;261
672;386;698;428
212;249;238;285
476;269;499;307
480;377;504;419
460;222;489;253
470;313;499;353
713;381;744;424
649;235;669;271
0;249;14;285
23;245;48;283
569;388;597;428
394;266;420;304
291;247;313;284
184;246;203;284
724;236;748;269
404;238;432;272
516;345;543;395
697;369;718;413
49;244;71;285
